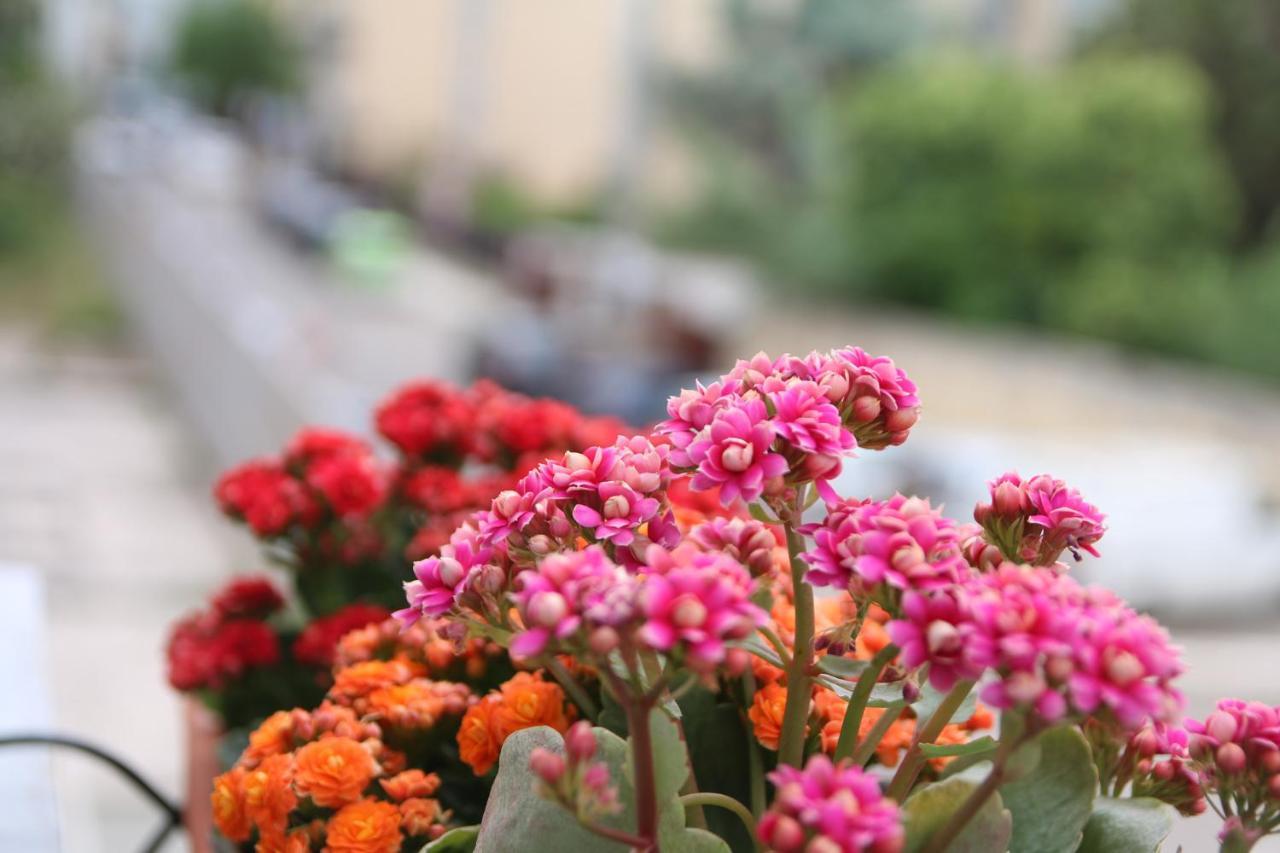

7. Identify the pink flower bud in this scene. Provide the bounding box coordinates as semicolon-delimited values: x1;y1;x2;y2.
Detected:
1132;728;1160;758
437;557;466;589
588;626;620;656
992;481;1027;518
602;494;631;519
1258;749;1280;775
671;594;708;629
527;591;569;628
530;748;566;784
761;814;805;853
725;647;750;677
1216;742;1247;775
1153;760;1174;781
493;490;522;518
565;722;597;763
582;762;611;792
527;534;555;555
883;406;919;433
902;681;921;703
1206;711;1239;744
1269;775;1280;800
851;395;881;423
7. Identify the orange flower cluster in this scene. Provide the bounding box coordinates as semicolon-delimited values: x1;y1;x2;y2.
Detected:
334;616;500;683
213;673;465;852
457;672;576;775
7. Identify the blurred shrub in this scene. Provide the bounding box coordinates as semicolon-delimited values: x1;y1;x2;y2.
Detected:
1089;0;1280;247
171;0;300;117
836;55;1236;323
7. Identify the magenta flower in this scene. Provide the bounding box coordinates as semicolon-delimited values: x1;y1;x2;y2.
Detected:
1183;700;1280;842
830;346;921;450
397;521;494;624
887;587;982;692
1066;607;1183;728
768;380;857;495
509;547;637;659
975;472;1107;566
802;495;970;600
636;545;765;670
660;380;736;468
571;480;661;546
1025;474;1106;560
687;398;788;506
758;755;904;853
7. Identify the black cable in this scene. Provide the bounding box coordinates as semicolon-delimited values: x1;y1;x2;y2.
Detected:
0;733;185;852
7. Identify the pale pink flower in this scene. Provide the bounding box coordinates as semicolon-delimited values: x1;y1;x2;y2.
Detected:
758;755;904;853
687;398;788;506
830;347;920;450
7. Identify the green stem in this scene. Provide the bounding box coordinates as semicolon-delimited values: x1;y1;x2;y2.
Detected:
742;672;767;818
679;793;760;849
756;625;793;668
831;643;900;761
886;679;976;801
850;700;907;767
545;656;599;722
777;516;815;767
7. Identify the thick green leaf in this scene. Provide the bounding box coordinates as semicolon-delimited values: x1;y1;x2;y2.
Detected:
919;736;997;759
473;726;632;853
913;682;978;726
1000;726;1098;853
1076;797;1176;853
422;825;479;852
817;655;869;679
739;635;784;668
903;775;1013;853
677;686;756;853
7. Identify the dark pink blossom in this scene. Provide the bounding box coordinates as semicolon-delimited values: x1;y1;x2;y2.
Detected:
687;399;788;506
758;755;903;853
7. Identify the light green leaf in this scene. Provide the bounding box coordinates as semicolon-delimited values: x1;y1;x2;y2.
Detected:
1000;726;1097;853
919;736;997;759
421;825;478;852
473;726;632;853
914;682;978;725
739;635;784;668
1076;797;1176;853
817;655;869;679
818;674;907;706
903;775;1013;853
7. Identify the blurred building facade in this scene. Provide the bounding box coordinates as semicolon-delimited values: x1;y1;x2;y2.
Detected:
292;0;723;211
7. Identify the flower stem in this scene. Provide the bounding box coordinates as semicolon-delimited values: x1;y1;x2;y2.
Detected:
850;699;907;767
832;643;899;761
624;696;660;848
886;679;976;801
777;515;815;767
679;792;760;849
545;656;599;722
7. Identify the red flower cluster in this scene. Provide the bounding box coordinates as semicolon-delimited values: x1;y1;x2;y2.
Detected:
214;428;388;538
376;379;626;473
292;603;393;667
167;578;285;691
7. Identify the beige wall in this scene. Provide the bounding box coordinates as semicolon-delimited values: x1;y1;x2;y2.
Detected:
308;0;722;205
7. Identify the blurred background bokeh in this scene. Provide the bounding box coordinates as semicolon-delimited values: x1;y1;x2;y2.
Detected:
2;0;1279;849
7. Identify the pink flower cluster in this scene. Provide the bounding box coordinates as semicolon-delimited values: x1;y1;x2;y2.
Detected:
758;755;903;853
501;545;765;671
888;563;1183;729
974;472;1106;566
660;347;919;507
801;495;970;602
479;436;677;560
1186;701;1280;802
1126;722;1207;817
397;520;500;623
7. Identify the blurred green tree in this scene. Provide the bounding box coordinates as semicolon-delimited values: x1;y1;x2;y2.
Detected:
1089;0;1280;248
171;0;300;117
834;56;1236;323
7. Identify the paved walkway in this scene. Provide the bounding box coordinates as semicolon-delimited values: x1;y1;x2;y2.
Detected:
0;327;249;852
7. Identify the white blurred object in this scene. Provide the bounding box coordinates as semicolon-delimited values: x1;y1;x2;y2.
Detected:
158;119;249;205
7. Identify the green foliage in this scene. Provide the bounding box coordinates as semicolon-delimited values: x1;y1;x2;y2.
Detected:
999;726;1098;853
837;55;1235;322
473;720;727;853
677;686;756;852
1089;0;1280;247
1077;796;1176;853
171;0;300;116
422;826;479;852
902;774;1013;853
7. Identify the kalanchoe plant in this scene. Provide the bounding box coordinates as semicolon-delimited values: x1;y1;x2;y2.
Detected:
203;345;1276;853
